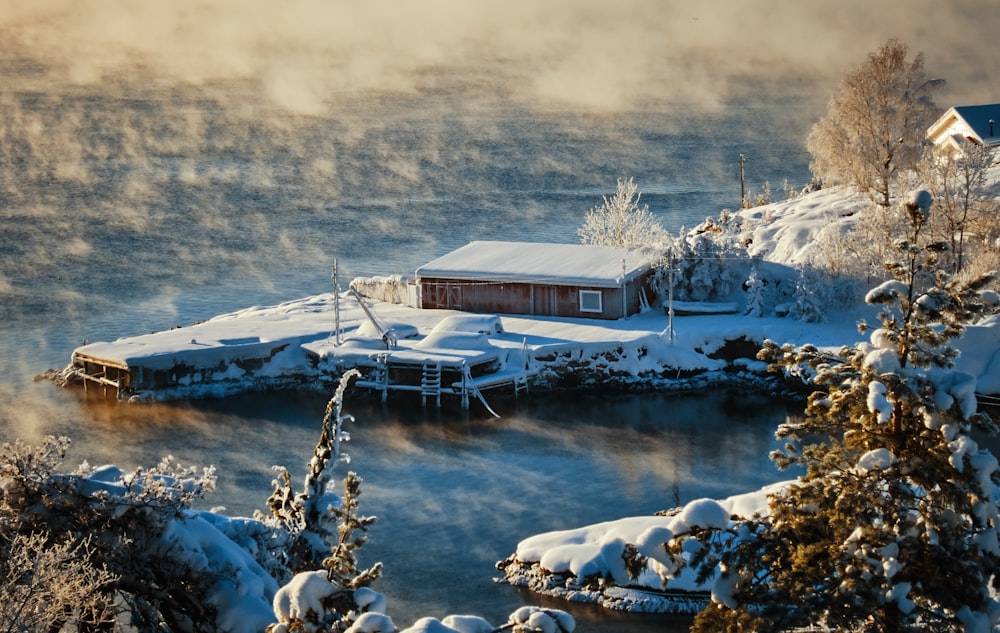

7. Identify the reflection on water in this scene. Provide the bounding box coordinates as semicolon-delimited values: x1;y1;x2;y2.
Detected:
1;385;796;632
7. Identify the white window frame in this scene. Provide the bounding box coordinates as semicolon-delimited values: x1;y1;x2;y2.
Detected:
579;289;603;313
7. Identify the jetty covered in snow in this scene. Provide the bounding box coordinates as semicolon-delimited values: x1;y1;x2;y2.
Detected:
52;281;1000;408
49;183;1000;406
56;288;743;405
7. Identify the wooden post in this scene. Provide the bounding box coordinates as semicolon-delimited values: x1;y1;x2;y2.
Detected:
461;361;469;411
332;259;342;346
621;258;627;319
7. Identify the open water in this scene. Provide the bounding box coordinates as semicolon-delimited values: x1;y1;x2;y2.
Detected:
0;82;817;631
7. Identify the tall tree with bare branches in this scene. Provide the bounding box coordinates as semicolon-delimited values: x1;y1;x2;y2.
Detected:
807;39;943;210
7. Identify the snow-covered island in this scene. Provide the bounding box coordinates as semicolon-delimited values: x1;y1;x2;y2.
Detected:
37;178;1000;630
48;184;1000;407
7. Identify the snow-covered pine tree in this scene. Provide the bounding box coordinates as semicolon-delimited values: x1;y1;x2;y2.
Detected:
679;190;1000;632
789;264;827;323
261;369;380;586
744;263;766;317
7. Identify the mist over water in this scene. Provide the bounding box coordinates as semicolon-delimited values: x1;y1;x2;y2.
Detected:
0;75;816;371
2;2;999;629
0;77;812;630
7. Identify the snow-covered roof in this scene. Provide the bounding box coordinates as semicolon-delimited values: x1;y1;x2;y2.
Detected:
928;104;1000;149
415;241;654;288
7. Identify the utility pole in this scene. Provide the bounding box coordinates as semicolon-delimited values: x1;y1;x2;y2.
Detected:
739;154;747;208
659;248;676;343
667;249;675;342
332;258;342;346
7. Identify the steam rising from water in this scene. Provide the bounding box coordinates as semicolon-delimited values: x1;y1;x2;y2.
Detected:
3;0;997;111
0;7;988;625
1;0;997;398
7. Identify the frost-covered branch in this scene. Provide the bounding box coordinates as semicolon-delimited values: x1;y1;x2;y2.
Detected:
577;177;669;251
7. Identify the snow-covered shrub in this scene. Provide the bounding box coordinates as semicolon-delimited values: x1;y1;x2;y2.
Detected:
788;264;826;323
741;180;771;209
0;435;278;633
660;218;750;303
505;606;575;633
743;264;766;317
270;571;390;633
0;531;119;632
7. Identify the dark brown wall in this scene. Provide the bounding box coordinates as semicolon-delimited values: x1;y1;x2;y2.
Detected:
419;270;655;320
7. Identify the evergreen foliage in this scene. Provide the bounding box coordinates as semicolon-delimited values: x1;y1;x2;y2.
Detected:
658;215;750;303
663;190;1000;632
789;264;827;323
262;369;379;586
743;264;766;317
0;436;224;632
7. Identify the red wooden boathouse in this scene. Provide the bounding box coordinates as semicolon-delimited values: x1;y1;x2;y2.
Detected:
415;241;656;320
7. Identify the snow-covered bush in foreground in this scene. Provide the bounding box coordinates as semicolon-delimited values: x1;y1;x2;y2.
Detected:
496;483;786;613
1;370;575;633
0;531;119;632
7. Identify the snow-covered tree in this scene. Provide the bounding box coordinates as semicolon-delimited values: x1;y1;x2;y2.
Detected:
789;264;827;323
656;190;1000;632
577;177;669;251
663;216;749;303
807;39;942;210
743;263;766;317
922;143;997;275
261;369;380;586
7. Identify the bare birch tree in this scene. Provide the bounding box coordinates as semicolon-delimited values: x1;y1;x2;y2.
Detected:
923;143;996;274
807;39;943;210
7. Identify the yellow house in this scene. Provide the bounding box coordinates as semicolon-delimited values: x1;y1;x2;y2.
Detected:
927;103;1000;154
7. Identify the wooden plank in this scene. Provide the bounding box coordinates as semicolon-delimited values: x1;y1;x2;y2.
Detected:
72;351;129;371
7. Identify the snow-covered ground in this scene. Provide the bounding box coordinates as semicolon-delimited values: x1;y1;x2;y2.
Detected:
497;482;789;614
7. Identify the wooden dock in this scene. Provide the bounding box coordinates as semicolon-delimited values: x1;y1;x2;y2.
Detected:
71;351;132;398
352;350;531;417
